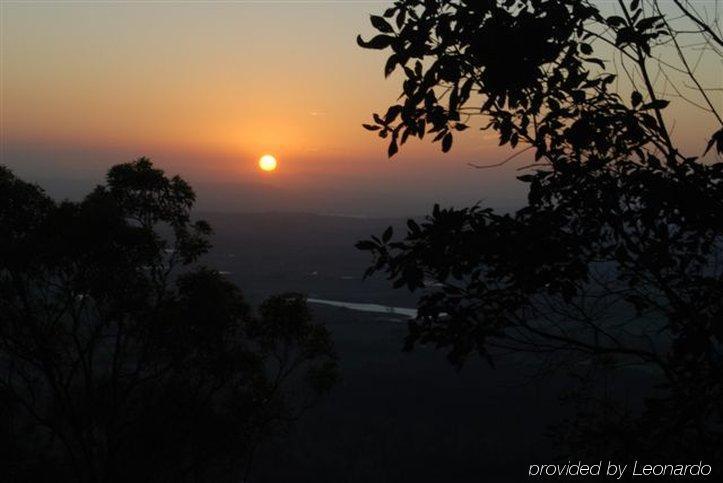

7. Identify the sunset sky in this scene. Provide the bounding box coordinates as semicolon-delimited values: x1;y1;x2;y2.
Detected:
1;1;720;216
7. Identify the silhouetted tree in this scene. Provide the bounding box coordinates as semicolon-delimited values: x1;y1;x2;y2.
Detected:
0;158;338;482
357;0;722;461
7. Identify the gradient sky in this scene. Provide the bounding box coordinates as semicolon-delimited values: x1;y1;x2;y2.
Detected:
1;0;720;216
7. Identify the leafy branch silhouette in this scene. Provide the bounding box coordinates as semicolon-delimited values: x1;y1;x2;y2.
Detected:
357;0;722;461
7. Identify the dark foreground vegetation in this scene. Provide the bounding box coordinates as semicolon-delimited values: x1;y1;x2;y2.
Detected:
358;0;722;463
0;159;338;482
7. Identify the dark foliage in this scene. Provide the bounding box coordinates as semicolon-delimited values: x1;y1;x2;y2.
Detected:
0;158;338;482
357;0;722;461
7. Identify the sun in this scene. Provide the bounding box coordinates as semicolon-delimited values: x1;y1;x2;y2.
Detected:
258;154;277;172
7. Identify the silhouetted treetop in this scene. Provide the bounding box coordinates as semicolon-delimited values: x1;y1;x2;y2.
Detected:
1;158;338;482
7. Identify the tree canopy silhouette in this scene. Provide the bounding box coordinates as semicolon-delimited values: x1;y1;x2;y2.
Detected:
0;158;338;482
357;0;722;460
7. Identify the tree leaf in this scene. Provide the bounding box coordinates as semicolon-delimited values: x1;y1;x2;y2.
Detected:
370;15;394;33
356;34;393;50
641;99;670;111
384;55;398;78
442;132;453;152
385;105;402;123
382;226;393;242
636;16;663;31
388;139;399;157
606;15;627;28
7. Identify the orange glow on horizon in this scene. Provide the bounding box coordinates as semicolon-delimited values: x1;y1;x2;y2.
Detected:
1;2;717;194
